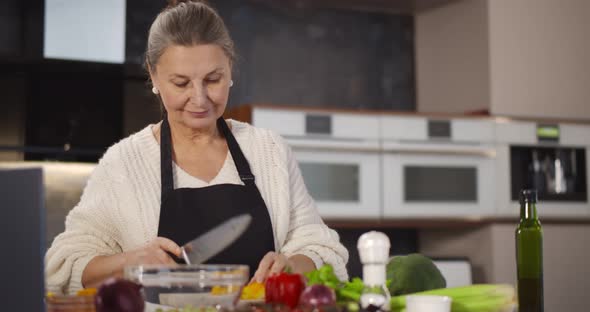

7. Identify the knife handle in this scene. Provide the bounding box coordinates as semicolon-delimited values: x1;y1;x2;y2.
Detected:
166;251;187;264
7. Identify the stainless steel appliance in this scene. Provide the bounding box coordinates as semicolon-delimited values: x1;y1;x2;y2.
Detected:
0;161;95;246
495;121;590;217
251;107;382;219
0;168;46;311
381;116;496;218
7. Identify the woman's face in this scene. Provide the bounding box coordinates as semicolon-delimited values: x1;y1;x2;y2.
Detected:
151;44;232;131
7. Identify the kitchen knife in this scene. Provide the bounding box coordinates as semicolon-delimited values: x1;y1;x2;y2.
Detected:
181;213;252;265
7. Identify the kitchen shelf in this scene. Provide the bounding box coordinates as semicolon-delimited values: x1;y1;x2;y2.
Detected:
225;103;495;123
326;217;590;229
226;103;590;125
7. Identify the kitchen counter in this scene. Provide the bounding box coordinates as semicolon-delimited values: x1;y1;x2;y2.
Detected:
418;222;590;312
326;217;590;229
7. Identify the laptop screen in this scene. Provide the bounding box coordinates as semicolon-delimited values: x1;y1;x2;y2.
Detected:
0;168;46;311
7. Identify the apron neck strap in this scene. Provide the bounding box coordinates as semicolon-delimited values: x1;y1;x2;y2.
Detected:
217;118;256;186
160;116;257;201
160;114;175;200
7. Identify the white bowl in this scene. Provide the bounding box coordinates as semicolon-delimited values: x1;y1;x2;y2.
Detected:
405;295;452;312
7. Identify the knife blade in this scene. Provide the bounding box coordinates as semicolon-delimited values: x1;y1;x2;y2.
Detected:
181;213;252;265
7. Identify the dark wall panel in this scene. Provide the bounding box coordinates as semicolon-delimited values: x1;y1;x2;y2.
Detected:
24;62;124;162
0;0;22;57
126;0;415;111
0;0;44;59
1;0;416;160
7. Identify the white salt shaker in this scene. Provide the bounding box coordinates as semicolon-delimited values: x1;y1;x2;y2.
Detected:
357;231;391;311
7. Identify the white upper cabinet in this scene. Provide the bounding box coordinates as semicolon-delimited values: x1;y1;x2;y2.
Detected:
252;107;379;140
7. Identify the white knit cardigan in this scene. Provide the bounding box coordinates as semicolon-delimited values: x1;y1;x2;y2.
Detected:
45;119;349;295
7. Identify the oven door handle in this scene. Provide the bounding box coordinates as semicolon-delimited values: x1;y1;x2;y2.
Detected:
383;141;496;157
285;138;381;152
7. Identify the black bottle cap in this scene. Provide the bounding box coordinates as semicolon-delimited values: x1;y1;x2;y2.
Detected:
519;189;538;204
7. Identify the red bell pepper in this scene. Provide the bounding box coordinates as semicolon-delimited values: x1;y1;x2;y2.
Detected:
265;272;306;308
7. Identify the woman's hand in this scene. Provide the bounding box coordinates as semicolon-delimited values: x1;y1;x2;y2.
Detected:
123;237;182;266
251;252;316;283
82;237;181;288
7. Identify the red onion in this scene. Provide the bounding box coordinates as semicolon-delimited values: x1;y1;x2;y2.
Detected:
299;285;336;307
95;278;145;312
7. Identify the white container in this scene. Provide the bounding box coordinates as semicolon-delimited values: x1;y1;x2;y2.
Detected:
405;295;452;312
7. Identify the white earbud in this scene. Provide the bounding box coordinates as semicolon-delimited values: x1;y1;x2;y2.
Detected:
229;80;234;87
152;87;159;95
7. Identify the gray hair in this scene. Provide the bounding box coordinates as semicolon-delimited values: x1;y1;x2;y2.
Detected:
145;0;235;73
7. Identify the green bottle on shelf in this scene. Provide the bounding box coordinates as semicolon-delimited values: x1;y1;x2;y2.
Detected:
516;189;544;312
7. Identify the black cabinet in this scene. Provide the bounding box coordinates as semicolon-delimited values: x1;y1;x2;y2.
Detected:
23;61;124;162
0;60;125;162
0;0;44;60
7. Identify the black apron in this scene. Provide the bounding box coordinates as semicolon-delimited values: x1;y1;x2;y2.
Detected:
157;116;275;274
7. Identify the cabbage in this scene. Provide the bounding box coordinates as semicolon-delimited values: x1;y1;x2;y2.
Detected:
387;254;446;296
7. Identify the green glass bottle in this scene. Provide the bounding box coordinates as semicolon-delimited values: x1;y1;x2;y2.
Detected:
516;189;544;312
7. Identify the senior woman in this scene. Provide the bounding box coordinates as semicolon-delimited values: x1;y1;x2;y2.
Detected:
45;0;348;295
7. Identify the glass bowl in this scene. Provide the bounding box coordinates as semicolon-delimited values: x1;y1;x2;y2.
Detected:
124;264;249;310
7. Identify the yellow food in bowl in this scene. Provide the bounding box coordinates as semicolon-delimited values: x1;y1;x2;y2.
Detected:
240;282;265;300
211;285;241;295
77;288;97;296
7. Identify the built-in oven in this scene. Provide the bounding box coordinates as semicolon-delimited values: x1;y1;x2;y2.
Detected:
250;107;381;219
495;121;590;217
381;116;496;218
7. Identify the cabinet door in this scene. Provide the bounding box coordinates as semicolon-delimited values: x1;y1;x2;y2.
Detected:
25;63;123;162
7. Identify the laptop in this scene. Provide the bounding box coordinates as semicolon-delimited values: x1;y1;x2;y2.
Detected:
0;167;46;311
